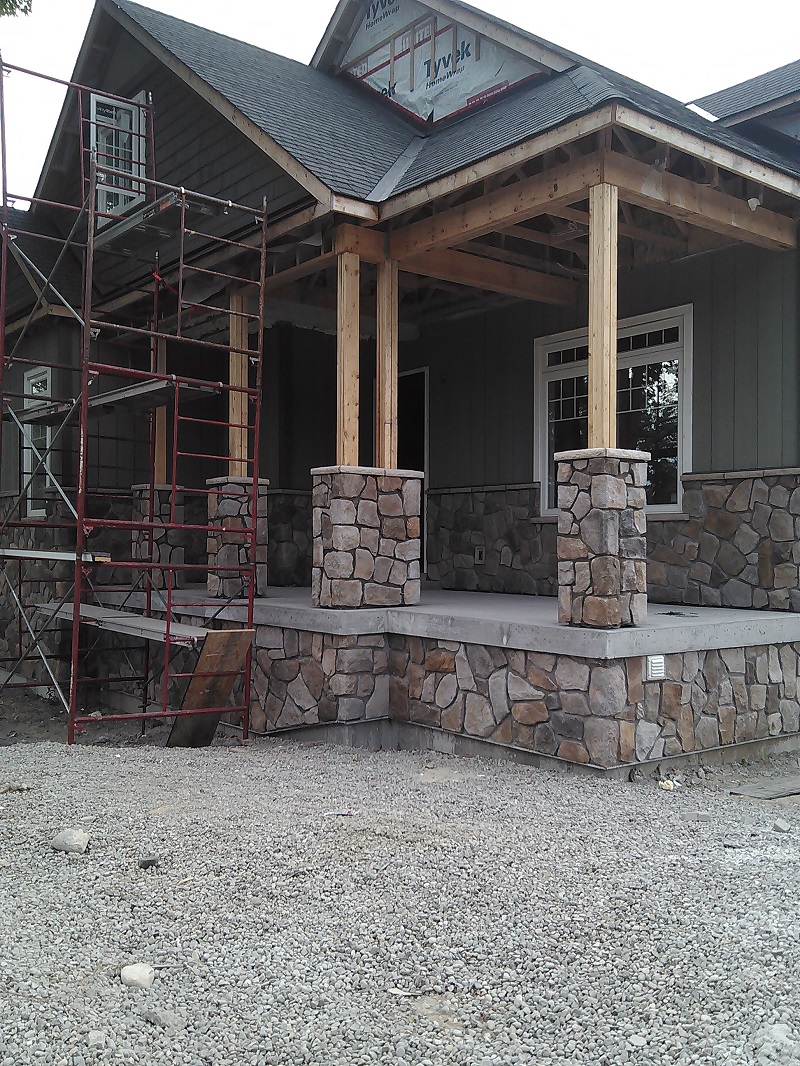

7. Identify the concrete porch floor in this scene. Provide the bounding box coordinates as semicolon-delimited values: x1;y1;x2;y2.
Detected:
102;585;800;657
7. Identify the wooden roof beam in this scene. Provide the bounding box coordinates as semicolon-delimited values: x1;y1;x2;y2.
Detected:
604;153;797;250
552;206;688;253
389;152;604;259
613;105;800;200
401;248;577;304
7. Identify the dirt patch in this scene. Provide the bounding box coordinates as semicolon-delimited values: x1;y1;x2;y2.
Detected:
0;687;169;747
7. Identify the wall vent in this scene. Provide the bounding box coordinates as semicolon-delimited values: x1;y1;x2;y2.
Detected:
646;655;666;681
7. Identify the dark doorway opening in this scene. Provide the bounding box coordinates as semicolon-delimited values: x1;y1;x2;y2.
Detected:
398;368;428;568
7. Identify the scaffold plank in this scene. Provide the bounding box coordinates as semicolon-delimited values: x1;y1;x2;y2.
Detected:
0;548;111;564
34;603;209;645
92;191;216;254
9;379;221;426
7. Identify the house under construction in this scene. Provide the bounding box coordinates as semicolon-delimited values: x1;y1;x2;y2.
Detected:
2;0;800;769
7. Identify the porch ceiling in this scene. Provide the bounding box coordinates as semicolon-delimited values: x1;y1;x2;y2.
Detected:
260;113;799;329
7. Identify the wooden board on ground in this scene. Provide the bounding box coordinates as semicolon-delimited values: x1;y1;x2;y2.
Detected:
167;628;254;748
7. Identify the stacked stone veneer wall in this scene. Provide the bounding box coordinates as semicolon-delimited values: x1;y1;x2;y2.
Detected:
426;485;557;595
648;470;800;610
250;627;388;732
312;467;422;608
206;478;268;598
557;449;649;628
0;495;73;686
267;490;312;587
131;486;192;591
239;625;800;767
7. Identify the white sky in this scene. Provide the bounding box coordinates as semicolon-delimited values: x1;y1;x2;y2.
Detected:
2;0;799;201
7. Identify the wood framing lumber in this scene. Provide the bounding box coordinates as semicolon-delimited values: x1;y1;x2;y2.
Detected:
546;207;688;253
229;290;249;478
588;183;618;449
403;247;577;304
389;153;604;258
334;223;387;264
337;251;361;466
167;628;255;748
603;153;797;250
612;105;800;200
263;252;338;292
380;109;614;222
376;259;399;468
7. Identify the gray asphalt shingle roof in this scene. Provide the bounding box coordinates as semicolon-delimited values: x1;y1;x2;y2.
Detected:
110;0;419;200
108;0;800;205
394;65;800;196
695;59;800;121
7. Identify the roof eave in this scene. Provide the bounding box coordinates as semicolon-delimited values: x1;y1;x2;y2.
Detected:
613;103;800;200
377;100;800;221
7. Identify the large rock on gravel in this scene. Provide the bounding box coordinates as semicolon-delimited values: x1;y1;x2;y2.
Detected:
120;964;155;989
50;828;89;854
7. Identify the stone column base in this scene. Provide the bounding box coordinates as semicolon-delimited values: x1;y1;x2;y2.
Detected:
206;477;269;598
311;466;423;608
131;485;185;590
556;448;649;629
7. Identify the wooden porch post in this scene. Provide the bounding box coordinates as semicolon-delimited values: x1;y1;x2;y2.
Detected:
376;258;399;469
229;288;248;477
337;251;361;466
588;183;618;449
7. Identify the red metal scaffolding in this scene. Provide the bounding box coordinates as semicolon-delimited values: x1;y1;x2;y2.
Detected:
0;59;268;743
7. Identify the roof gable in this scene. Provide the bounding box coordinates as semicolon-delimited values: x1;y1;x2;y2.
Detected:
106;0;419;200
314;0;580;124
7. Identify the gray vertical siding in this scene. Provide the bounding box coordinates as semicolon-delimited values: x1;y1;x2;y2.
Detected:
398;243;798;488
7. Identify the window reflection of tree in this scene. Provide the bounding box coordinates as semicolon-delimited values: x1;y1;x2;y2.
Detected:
547;359;680;508
617;360;679;505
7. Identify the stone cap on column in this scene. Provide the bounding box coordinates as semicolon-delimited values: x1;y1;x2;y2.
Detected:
312;465;424;479
554;448;651;462
205;477;270;486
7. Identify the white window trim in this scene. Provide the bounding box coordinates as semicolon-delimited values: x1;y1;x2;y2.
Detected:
534;303;693;515
90;90;147;224
23;366;52;519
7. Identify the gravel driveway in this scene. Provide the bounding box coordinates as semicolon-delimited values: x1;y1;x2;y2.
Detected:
0;740;798;1066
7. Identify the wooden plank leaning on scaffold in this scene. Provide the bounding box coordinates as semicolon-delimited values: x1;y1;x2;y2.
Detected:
167;628;255;748
34;602;209;646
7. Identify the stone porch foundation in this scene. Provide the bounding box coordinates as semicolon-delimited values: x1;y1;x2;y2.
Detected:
311;466;423;608
556;448;649;628
92;588;800;770
206;477;269;598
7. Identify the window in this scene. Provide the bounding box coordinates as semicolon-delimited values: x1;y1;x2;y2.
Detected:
89;91;147;223
535;306;692;512
23;367;52;518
